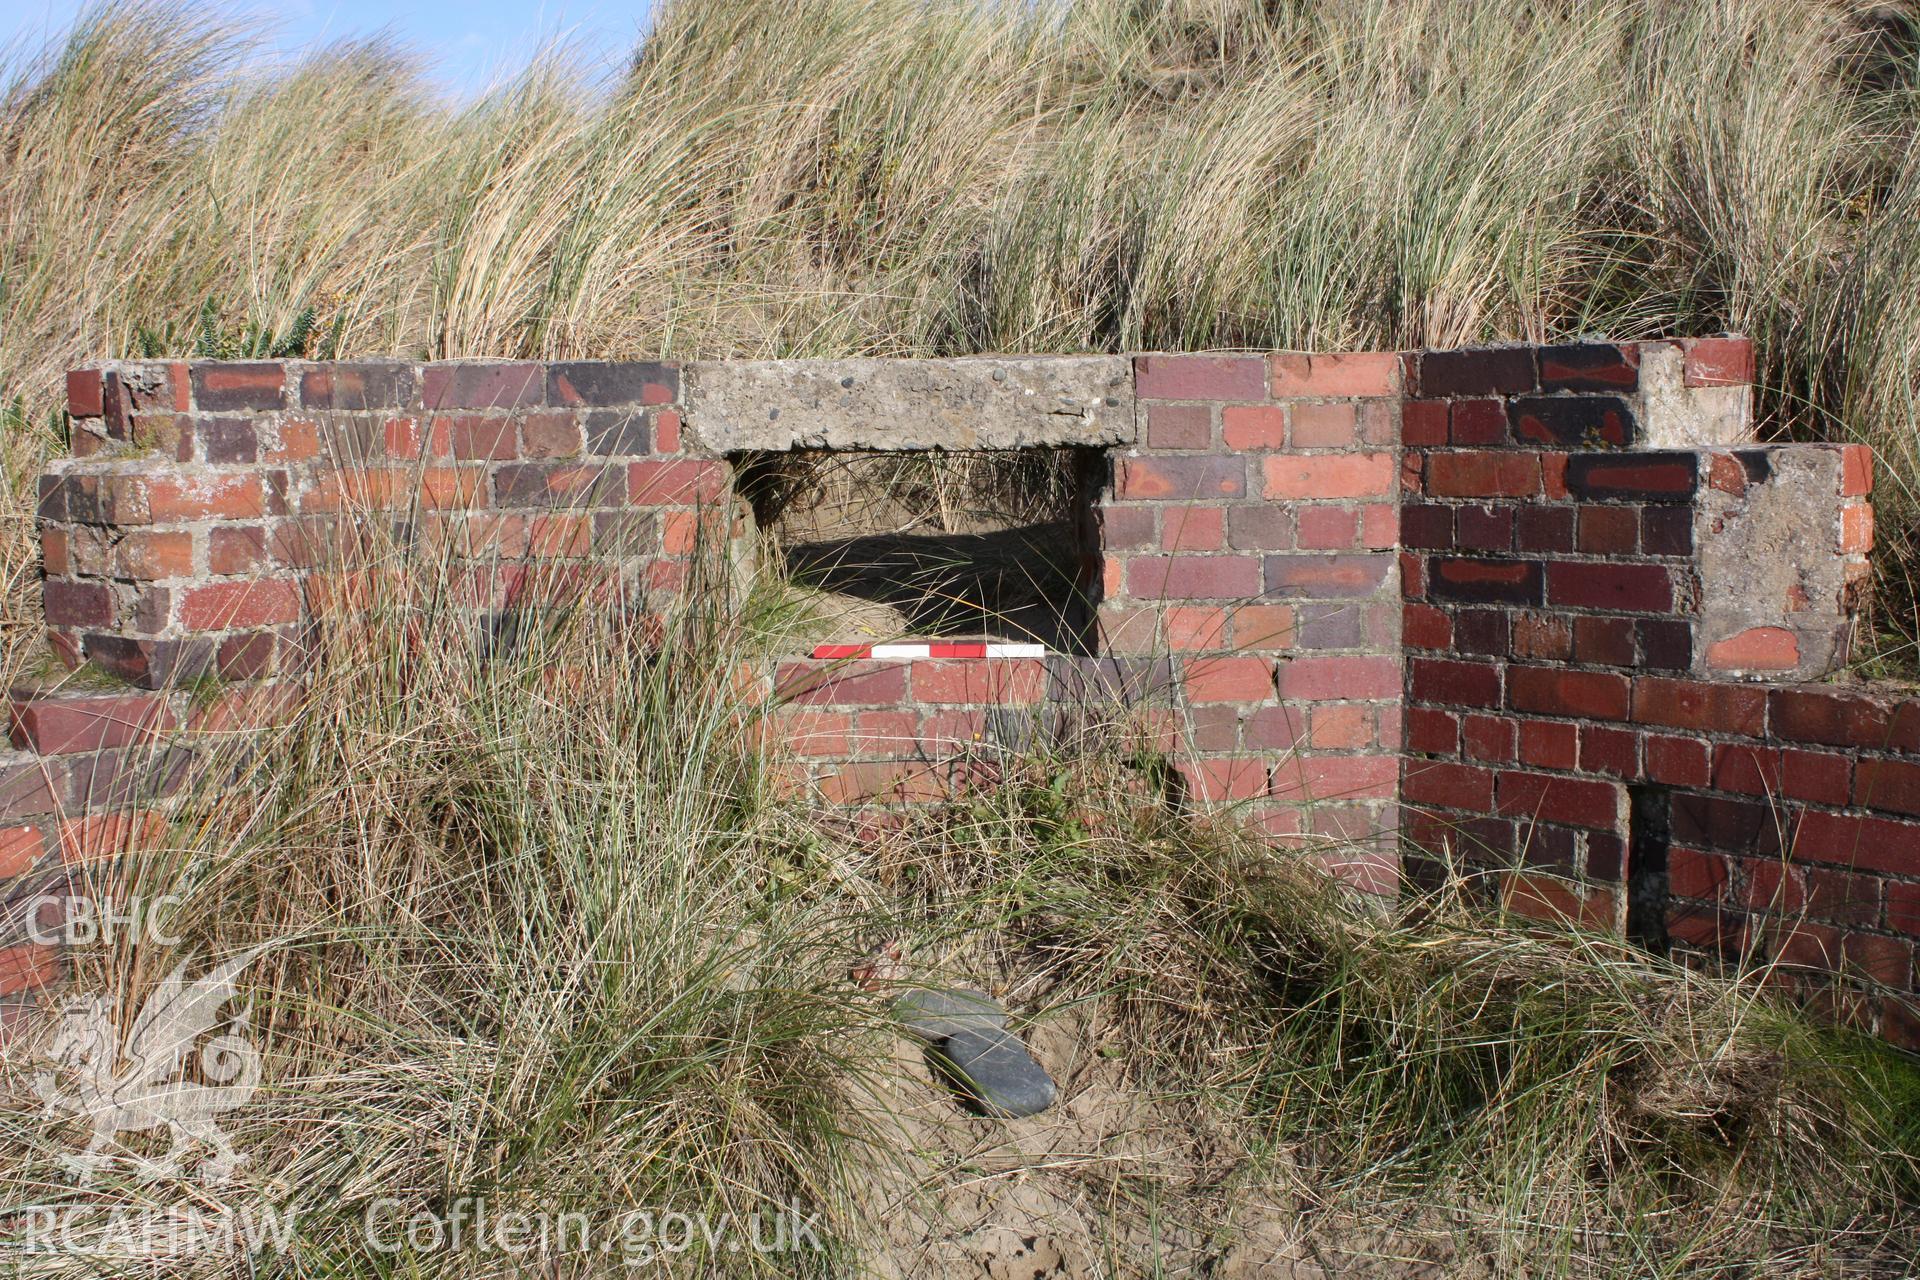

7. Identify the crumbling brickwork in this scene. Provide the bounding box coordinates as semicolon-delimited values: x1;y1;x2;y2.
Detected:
5;342;1916;1047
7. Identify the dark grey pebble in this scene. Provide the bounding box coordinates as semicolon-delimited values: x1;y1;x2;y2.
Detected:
927;1026;1057;1119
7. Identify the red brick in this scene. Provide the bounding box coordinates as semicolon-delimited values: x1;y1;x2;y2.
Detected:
1289;402;1356;447
438;415;518;460
1446;399;1504;445
0;825;43;878
1270;351;1398;397
1134;355;1266;401
1128;555;1260;600
653;409;681;452
1178;757;1269;803
1405;706;1459;754
1409;657;1502;708
67;369;104;417
1220;404;1284;449
1571;615;1635;666
1262;453;1393;499
1769;687;1917;752
1887;882;1920;936
1508;666;1631;721
1277;654;1398;701
1148;403;1212;449
1462;714;1516;763
1842;932;1913;986
1517;719;1578;770
850;710;918;755
1404;760;1494;811
0;943;62;996
912;660;1047;705
1428;557;1543;605
1244;704;1304;749
1840;444;1873;497
1265;553;1391;598
1118;456;1245;500
180;579;302;630
1668;847;1731;900
1633;677;1766;736
9;693;176;754
147;474;265;521
422;361;542;410
1183;655;1274;702
628;459;729;504
1578;725;1638;777
1403;602;1451;650
1496;770;1624;830
819;761;947;805
1426;451;1541;498
1841;503;1873;553
114;530;193;579
1360;503;1398;547
1232;604;1294;648
58;811;165;864
208;526;266;576
192;362;286;411
1546;562;1672;612
1402;400;1449;445
1682;337;1754;387
1643;734;1709;787
1780;749;1852;806
773;661;907;707
1272;753;1398;802
1511;613;1573;660
1296;507;1357;548
1564;453;1698;503
1309;704;1373;749
1502;873;1616;931
1160;506;1225;551
1791;812;1920;877
1856;758;1920;818
1706;626;1800;672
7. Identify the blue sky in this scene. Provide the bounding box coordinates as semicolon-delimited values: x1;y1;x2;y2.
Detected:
1;1;660;99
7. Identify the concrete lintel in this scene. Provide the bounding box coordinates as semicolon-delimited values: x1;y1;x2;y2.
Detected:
682;356;1136;453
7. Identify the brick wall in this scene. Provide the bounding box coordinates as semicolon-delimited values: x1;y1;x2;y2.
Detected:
9;345;1919;1047
1396;338;1915;1046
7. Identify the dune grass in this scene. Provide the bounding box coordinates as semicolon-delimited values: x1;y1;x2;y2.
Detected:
0;534;1913;1276
1;0;1919;670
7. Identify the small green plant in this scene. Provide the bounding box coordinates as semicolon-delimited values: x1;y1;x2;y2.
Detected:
133;297;343;360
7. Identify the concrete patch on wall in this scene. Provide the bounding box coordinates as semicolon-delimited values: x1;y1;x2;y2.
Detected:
683;357;1135;452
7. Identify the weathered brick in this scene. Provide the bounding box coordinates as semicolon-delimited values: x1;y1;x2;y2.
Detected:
1705;626;1800;672
1409;657;1502;708
1633;676;1766;736
43;580;113;627
1288;402;1357;448
114;530;194;579
1133;355;1265;400
9;693;176;754
773;661;907;707
911;659;1048;705
1259;454;1397;498
1428;557;1543;605
1537;342;1639;392
422;362;543;410
1263;554;1391;598
1296;507;1356;549
192;362;286;411
300;363;417;410
1462;713;1517;763
1117;455;1245;500
1221;404;1285;449
1565;453;1698;503
1182;655;1274;702
208;526;266;575
1546;562;1673;612
1683;337;1754;387
1148;403;1212;449
1426;451;1541;498
147;474;265;521
1277;654;1399;701
1508;666;1631;720
547;362;676;407
1512;396;1637;448
1496;770;1624;830
1270;351;1398;397
1416;346;1536;397
67;369;104;417
181;579;302;630
1128;555;1260;600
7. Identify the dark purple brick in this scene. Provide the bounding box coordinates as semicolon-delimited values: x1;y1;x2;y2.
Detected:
548;362;677;408
1509;396;1636;447
1537;343;1639;392
422;362;544;410
1416;347;1536;397
301;363;418;410
1428;557;1544;605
